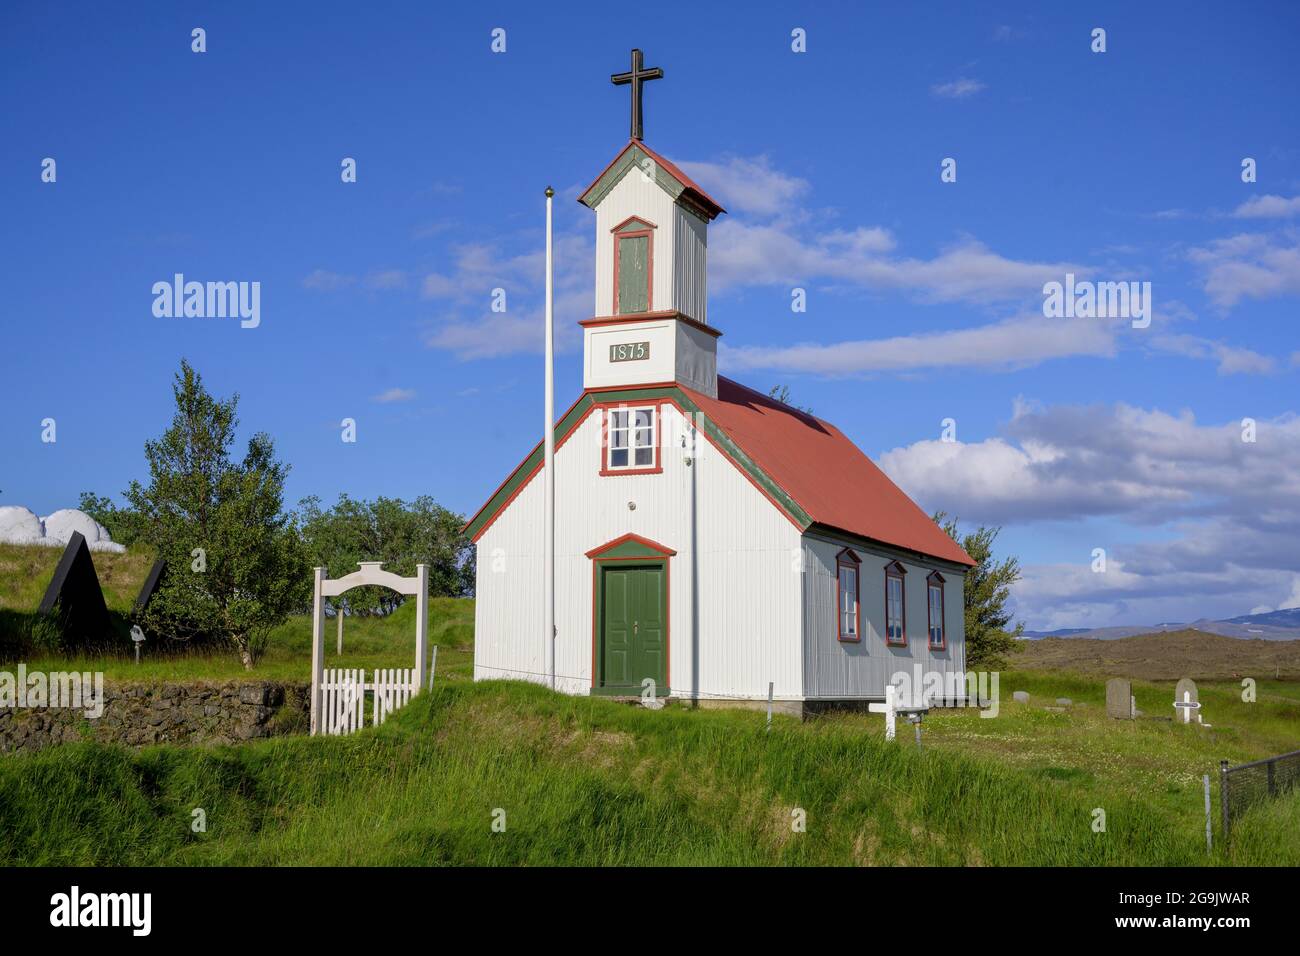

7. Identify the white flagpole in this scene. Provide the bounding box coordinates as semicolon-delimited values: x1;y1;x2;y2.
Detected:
543;186;556;691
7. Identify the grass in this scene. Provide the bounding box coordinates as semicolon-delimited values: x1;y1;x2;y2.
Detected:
0;678;1295;866
2;541;1297;865
15;597;477;684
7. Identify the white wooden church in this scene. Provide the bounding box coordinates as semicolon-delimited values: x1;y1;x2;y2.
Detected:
466;51;975;714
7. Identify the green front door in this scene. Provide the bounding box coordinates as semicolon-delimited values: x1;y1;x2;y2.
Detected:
598;564;667;695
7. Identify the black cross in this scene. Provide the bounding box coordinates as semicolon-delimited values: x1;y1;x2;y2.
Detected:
611;48;663;141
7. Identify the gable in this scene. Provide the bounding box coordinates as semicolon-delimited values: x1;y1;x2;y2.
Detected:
579;140;725;221
463;378;973;567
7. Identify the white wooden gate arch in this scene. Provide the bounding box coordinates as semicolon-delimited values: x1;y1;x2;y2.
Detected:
310;561;429;735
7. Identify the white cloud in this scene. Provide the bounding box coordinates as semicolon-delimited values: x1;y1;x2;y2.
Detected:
1188;232;1300;307
931;78;986;99
1232;194;1300;219
674;156;810;218
1150;333;1277;375
302;269;356;291
371;387;416;403
877;402;1300;629
723;312;1119;375
709;222;1080;305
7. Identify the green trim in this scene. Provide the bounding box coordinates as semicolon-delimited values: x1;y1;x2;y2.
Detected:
580;144;685;211
596;538;669;560
464;385;813;540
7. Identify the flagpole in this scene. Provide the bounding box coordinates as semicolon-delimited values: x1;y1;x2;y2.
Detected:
543;186;556;691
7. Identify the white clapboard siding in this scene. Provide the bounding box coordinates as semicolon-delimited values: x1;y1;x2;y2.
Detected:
474;402;805;701
321;667;416;736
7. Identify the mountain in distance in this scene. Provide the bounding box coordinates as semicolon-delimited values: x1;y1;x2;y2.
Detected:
1023;607;1300;641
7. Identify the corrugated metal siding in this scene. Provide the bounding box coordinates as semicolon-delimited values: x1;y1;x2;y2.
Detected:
474;402;804;700
672;204;708;322
800;533;967;700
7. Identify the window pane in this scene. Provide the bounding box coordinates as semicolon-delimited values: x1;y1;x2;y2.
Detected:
611;429;627;449
610;448;628;467
612;410;628;429
634;408;653;429
634;427;652;448
634;447;653;466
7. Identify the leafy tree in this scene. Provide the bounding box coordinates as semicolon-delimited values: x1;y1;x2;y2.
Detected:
77;491;142;547
125;360;305;668
766;384;814;416
933;512;1024;669
295;494;474;615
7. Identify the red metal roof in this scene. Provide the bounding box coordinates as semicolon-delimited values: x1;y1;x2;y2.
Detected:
682;377;976;566
579;139;726;220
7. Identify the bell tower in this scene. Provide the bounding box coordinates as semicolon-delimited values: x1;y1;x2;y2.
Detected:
577;50;726;398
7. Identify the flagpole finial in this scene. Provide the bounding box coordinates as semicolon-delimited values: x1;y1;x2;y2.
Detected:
545;186;554;198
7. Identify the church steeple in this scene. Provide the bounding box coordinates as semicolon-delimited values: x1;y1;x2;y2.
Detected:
577;51;726;398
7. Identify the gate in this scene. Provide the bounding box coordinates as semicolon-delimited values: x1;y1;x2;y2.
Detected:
320;667;418;736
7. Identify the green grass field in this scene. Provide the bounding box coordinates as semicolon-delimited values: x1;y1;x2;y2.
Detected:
1;678;1296;866
1;543;1297;866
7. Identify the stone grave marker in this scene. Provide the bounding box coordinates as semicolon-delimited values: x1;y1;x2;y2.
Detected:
1174;677;1201;724
1105;678;1134;719
1012;691;1029;703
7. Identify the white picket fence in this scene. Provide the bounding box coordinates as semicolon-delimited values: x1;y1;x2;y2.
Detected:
320;667;417;736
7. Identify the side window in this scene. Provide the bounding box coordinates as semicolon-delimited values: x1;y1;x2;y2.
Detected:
885;562;907;646
836;548;861;642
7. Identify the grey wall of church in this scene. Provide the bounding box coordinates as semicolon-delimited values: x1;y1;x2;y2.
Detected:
800;532;966;700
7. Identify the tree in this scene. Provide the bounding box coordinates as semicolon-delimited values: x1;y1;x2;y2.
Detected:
295;494;474;614
77;491;142;547
766;384;814;416
125;360;305;668
933;512;1024;669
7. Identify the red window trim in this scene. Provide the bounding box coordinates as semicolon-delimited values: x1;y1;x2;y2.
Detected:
612;219;655;316
926;570;946;651
599;400;664;476
885;560;908;647
835;547;861;643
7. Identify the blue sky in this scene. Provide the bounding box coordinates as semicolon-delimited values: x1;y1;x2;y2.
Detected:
2;1;1297;629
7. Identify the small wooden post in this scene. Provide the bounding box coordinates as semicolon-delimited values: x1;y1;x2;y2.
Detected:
1203;774;1212;853
429;645;439;690
766;681;774;732
336;602;344;656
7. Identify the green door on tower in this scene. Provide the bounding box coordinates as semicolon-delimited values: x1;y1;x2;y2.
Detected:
597;564;667;695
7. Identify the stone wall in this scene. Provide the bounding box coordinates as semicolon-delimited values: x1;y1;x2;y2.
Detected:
0;680;310;754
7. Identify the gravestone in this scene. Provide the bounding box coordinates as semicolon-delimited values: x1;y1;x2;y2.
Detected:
1105;678;1134;719
133;558;167;616
1012;691;1029;703
36;531;111;648
1174;677;1200;724
1056;697;1072;706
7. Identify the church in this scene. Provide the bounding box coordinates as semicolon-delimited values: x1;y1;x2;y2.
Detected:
465;51;975;714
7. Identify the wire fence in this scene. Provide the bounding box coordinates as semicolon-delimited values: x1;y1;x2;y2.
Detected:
1220;749;1300;844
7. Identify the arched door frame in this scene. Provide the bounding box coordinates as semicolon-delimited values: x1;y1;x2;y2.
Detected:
310;561;428;735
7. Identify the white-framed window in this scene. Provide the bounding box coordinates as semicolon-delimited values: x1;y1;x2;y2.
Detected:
606;405;657;471
927;572;946;649
885;562;907;646
836;548;861;642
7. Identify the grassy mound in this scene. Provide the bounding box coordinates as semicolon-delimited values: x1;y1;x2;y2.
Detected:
1;679;1295;866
